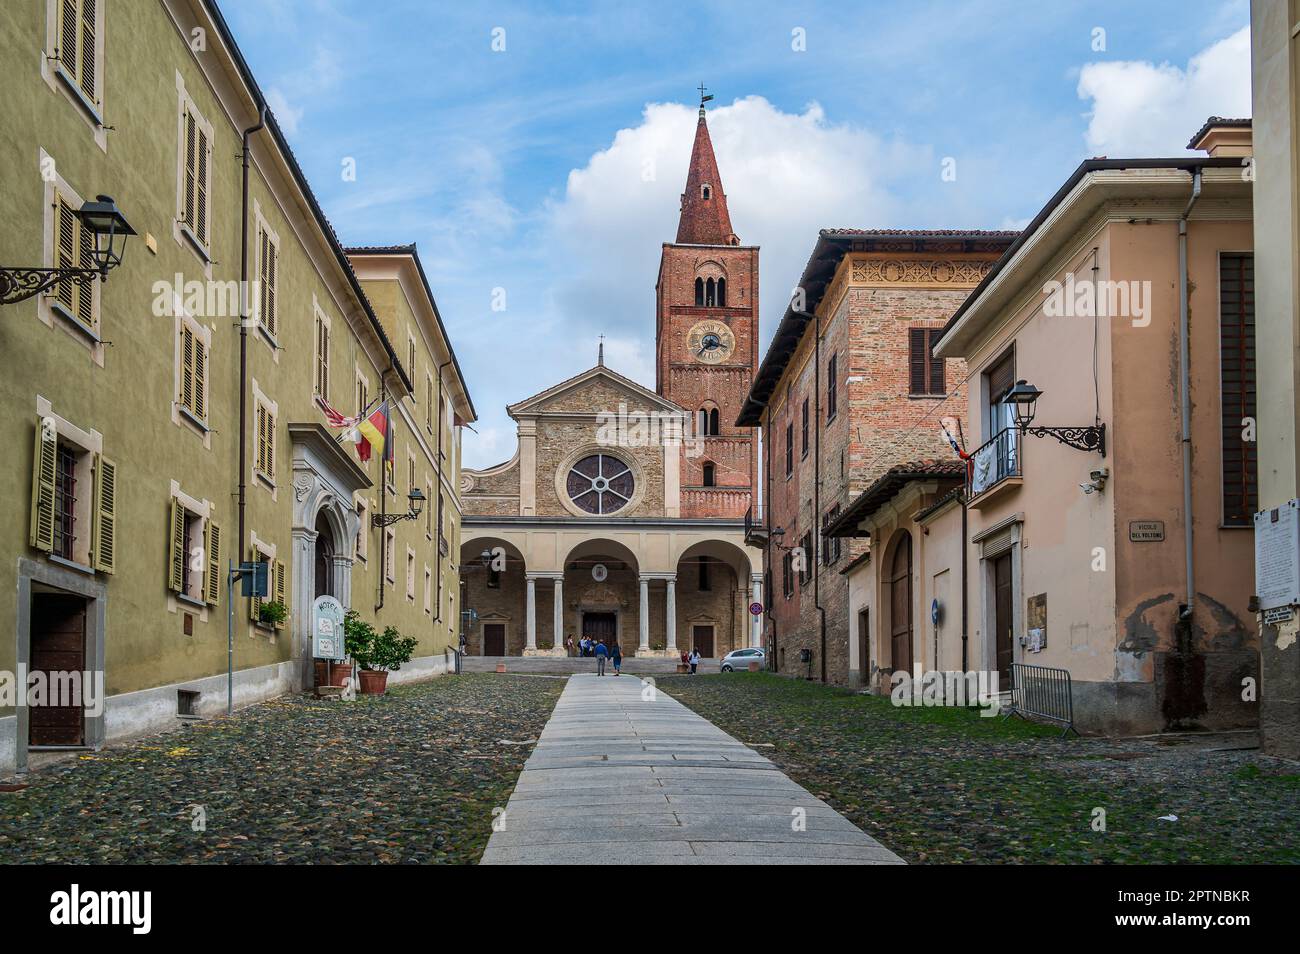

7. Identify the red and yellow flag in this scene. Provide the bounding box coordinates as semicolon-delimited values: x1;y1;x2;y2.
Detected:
356;402;391;465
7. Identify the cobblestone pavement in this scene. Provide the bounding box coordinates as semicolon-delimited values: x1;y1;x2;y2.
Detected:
0;674;562;864
481;674;903;864
660;673;1300;864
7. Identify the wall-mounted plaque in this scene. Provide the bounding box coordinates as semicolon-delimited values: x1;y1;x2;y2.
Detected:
1129;520;1165;542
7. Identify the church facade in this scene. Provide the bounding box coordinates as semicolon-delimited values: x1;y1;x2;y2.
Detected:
459;104;761;657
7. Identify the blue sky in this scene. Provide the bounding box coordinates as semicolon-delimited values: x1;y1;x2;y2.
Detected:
221;0;1251;467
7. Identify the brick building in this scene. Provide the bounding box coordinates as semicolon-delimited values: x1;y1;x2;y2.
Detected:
458;101;761;658
738;229;1015;684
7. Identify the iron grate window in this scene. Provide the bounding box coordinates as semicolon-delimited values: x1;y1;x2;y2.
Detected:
53;443;77;561
1220;253;1256;526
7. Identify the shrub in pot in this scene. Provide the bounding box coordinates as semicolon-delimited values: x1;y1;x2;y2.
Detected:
353;624;417;695
259;600;288;629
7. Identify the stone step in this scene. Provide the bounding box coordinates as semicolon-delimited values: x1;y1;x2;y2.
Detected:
461;655;717;675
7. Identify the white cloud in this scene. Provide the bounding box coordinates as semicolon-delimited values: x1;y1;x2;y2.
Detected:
1077;26;1251;157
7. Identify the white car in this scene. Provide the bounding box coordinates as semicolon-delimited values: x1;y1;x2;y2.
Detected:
720;648;766;672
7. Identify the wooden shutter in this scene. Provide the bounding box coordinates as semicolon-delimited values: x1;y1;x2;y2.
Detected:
204;519;221;605
249;547;263;622
183;109;197;234
987;349;1015;401
909;328;927;394
193;336;206;420
75;202;94;325
264;238;277;336
181;325;195;412
78;0;96;102
1220;253;1256;526
195;124;209;245
273;559;287;628
58;0;78;79
264;408;275;476
167;497;185;592
90;453;116;573
53;195;77;312
927;330;945;395
29;424;57;552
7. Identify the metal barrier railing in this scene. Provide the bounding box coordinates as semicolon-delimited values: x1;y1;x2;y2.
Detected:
1004;663;1078;737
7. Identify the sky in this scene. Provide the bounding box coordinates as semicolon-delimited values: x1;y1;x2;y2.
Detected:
220;0;1252;469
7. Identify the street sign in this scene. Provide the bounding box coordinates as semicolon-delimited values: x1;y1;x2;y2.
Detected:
1129;520;1165;542
240;559;269;597
1263;605;1294;626
931;598;943;626
748;601;763;616
312;595;346;661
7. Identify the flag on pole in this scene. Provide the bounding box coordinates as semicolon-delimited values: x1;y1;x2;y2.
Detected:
357;401;391;465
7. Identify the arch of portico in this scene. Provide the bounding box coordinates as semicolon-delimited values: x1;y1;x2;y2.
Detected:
458;520;761;656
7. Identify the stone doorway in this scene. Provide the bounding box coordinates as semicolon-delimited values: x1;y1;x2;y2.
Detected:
583;611;617;650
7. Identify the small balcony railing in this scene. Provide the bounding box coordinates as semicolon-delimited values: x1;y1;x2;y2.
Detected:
743;503;768;548
967;427;1020;499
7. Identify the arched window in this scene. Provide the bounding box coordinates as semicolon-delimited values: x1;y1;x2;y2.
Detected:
702;184;712;199
694;277;704;306
702;463;716;487
708;408;720;435
717;277;726;307
705;278;716;306
699;408;708;435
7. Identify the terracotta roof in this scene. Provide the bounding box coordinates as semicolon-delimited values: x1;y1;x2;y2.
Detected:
676;113;736;245
824;460;965;537
820;228;1021;239
1186;116;1252;150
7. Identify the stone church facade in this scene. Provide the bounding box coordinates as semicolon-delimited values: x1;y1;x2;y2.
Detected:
459;104;761;657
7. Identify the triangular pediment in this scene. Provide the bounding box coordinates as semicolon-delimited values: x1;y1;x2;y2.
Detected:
508;365;685;418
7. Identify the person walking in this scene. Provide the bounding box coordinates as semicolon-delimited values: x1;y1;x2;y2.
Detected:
689;648;700;675
579;636;589;657
565;635;575;657
610;639;622;675
595;639;608;676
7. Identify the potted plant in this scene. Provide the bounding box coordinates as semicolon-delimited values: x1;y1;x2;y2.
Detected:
355;625;418;695
259;600;288;629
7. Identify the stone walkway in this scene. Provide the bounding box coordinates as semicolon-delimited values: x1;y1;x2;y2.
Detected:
480;674;904;865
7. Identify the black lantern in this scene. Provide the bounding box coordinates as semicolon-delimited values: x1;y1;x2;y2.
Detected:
1;194;137;305
372;487;426;527
74;195;138;275
1002;379;1105;455
1002;379;1042;430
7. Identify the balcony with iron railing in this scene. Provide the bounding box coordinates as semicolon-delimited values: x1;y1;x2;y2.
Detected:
966;427;1021;507
743;502;768;548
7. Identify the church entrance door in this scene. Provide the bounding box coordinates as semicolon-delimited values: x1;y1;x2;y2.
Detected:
582;612;617;651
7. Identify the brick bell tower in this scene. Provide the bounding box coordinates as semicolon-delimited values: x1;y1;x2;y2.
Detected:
654;91;758;519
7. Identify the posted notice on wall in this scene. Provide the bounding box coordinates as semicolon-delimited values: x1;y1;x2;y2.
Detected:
1254;499;1300;611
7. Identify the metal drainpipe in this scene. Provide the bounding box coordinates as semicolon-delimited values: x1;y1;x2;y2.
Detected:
960;495;968;673
1178;169;1202;622
237;104;267;556
432;359;452;624
814;310;827;683
764;405;776;671
375;382;389;612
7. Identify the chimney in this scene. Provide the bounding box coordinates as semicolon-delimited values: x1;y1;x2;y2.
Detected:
1188;117;1252;157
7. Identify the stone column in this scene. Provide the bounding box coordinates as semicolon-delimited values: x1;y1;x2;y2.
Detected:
552;576;564;652
751;574;763;648
639;576;650;653
665;576;677;653
525;575;537;651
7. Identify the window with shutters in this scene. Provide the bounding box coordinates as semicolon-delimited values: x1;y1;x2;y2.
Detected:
384;529;395;584
785;421;794;478
426;478;434;539
166;492;219;607
1220;253;1256;526
177;317;210;427
314;308;331;400
822;505;842;565
356;369;370;416
408;333;417;381
47;0;103;123
425;566;433;614
800;398;810;458
30;414;114;573
407;547;417;601
254;214;280;341
799;531;812;586
176;93;213;256
254;401;276;486
827;353;838;422
909;327;946;396
782;551;793;599
48;190;98;334
247;542;285;630
355;497;369;561
425;373;434;432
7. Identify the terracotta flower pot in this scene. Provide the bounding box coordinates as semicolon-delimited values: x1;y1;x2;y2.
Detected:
315;660;354;688
358;669;388;695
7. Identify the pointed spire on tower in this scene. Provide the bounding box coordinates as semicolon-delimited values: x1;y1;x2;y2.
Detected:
676;86;737;246
597;334;605;367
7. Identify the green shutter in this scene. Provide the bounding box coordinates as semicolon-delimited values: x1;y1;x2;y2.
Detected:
167;498;185;593
274;559;287;629
78;0;96;103
58;0;78;79
90;453;116;573
249;546;263;623
29;424;57;552
204;519;221;605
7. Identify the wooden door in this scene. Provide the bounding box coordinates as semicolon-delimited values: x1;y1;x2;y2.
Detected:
583;612;616;649
483;623;505;656
29;594;86;746
994;551;1014;684
889;534;913;672
857;608;869;682
692;625;714;657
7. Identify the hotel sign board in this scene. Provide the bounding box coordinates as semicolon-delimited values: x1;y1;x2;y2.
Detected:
1255;500;1300;612
1129;520;1165;542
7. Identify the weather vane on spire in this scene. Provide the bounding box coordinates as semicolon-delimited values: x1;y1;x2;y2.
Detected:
597;334;605;367
697;82;713;116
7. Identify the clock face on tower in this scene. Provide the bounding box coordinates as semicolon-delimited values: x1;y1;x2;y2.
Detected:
686;319;735;364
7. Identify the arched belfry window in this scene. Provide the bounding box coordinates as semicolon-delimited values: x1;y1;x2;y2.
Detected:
709;408;720;435
699;406;720;437
717;277;726;307
702;184;712;199
694;277;704;306
702;462;716;487
705;278;716;306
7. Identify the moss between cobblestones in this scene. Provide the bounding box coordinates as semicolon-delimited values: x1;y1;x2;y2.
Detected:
660;673;1300;864
0;674;562;864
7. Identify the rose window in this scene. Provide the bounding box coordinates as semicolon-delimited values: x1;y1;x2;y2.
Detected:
567;454;634;515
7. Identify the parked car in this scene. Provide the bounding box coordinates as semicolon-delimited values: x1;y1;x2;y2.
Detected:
720;648;766;672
